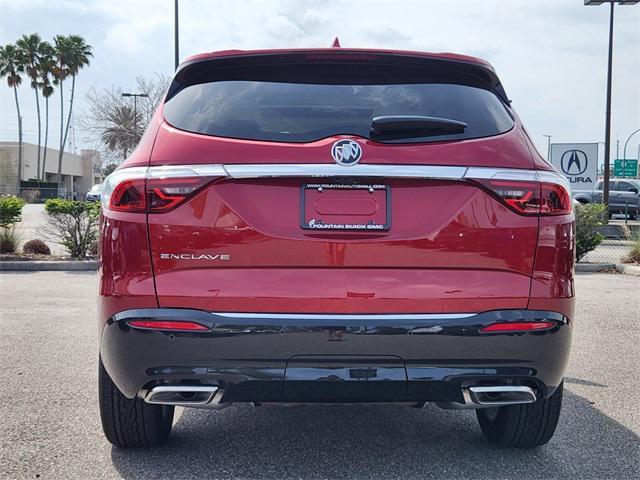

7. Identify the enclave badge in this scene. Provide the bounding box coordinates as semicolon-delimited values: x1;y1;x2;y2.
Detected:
160;253;231;261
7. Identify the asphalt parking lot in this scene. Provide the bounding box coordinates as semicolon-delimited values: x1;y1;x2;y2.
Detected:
0;272;638;479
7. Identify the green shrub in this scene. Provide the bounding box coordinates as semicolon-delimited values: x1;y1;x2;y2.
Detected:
0;195;26;228
23;239;51;255
575;203;607;261
0;227;22;253
44;199;100;258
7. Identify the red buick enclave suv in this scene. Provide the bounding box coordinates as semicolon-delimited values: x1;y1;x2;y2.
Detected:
98;47;574;449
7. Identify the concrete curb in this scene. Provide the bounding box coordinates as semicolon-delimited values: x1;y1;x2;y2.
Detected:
576;263;640;275
575;263;617;272
616;264;640;276
0;260;97;272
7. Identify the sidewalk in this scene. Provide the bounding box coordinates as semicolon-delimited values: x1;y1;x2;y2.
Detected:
14;203;66;255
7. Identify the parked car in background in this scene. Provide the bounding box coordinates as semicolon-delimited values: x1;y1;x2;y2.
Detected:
98;47;575;449
85;183;102;202
573;179;640;219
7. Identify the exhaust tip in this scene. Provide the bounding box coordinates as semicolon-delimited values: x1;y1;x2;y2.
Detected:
468;386;536;406
145;385;218;406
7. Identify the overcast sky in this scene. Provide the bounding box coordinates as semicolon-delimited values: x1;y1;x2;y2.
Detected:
1;0;638;162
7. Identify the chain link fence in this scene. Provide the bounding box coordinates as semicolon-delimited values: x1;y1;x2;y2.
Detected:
579;215;639;264
0;186;83;201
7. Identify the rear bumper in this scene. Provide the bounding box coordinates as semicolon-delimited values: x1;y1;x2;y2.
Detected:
100;308;572;403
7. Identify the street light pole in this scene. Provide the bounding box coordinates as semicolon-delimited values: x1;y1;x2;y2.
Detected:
122;92;149;139
622;128;640;159
585;0;639;208
543;134;552;161
622;128;640;179
602;0;614;206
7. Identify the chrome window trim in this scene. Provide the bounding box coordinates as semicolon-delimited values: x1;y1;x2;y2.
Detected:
211;312;476;320
147;164;228;178
464;167;538;182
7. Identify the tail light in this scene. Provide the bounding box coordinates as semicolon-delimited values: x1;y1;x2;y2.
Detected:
466;169;572;216
102;165;226;213
539;177;572;215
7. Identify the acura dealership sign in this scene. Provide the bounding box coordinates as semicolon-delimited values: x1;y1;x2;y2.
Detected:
549;143;598;189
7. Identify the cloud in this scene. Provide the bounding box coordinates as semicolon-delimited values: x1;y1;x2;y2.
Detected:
0;0;638;161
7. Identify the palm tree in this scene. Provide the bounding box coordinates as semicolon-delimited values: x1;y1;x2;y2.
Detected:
52;35;71;191
16;33;46;182
99;104;139;160
38;43;55;182
55;35;92;193
0;44;25;189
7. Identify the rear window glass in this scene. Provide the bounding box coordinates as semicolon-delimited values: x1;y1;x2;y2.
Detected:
164;79;513;144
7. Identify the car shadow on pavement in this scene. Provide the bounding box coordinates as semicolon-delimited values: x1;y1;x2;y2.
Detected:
110;389;638;479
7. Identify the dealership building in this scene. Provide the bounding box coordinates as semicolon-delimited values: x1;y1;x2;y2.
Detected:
0;141;101;196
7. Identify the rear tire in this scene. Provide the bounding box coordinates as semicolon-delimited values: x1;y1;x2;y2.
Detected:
99;359;174;447
476;381;563;448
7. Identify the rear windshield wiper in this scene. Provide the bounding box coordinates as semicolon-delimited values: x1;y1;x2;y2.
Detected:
370;115;468;141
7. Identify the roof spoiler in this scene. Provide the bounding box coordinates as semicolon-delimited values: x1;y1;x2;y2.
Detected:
168;50;510;104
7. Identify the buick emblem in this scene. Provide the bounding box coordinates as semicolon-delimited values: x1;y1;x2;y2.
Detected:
331;140;362;166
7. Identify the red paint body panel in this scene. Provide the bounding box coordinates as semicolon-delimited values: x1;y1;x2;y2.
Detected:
150;122;534;169
99;46;575;327
98;211;157;324
147;175;539;312
155;268;530;313
528;214;576;321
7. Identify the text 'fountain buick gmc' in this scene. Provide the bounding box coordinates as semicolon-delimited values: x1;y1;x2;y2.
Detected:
98;47;574;449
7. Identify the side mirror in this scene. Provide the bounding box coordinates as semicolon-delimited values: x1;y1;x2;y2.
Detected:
628;187;639;194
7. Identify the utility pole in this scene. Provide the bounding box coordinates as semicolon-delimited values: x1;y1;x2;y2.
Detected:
174;0;179;70
603;0;614;206
584;0;640;209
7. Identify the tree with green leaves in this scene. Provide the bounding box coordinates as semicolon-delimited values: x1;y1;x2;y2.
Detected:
38;42;55;181
16;33;47;182
54;35;92;193
44;198;99;258
0;44;25;188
